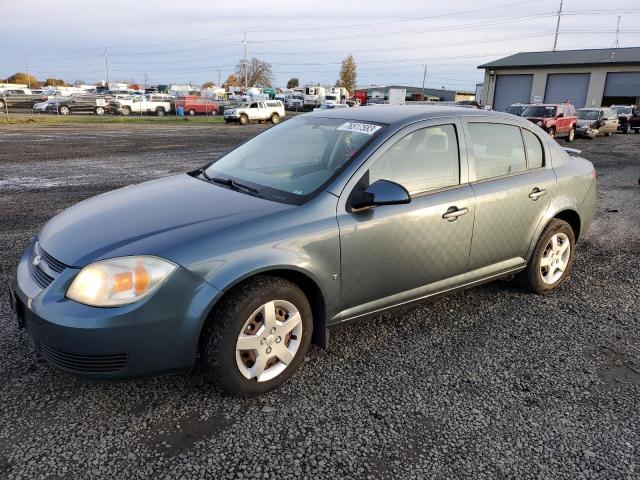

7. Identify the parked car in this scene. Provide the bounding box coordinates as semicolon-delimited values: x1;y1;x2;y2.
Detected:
112;95;172;116
610;105;640;134
175;96;219;116
313;103;349;111
576;108;619;138
10;106;596;395
522;103;577;141
0;89;47;109
33;97;71;113
224;100;285;124
55;95;108;115
505;103;529;116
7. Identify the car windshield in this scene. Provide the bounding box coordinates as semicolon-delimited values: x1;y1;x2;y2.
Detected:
578;110;600;120
505;105;524;115
611;106;631;114
523;105;556;117
204;117;386;204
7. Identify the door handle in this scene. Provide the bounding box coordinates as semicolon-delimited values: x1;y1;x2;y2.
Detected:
442;206;469;222
529;188;547;200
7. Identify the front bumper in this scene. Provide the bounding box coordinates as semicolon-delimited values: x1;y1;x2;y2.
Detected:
576;127;597;138
12;239;220;379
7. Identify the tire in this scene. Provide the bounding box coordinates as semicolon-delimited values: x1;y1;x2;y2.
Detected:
517;219;575;294
200;275;313;396
122;106;131;116
0;100;5;109
271;113;280;124
564;127;575;142
239;114;249;125
623;124;631;134
95;107;105;116
59;106;70;115
156;108;165;117
547;127;556;139
188;109;196;116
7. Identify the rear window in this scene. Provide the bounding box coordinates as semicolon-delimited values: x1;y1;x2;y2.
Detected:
469;123;527;180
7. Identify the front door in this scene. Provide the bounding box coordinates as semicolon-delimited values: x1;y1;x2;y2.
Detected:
337;120;475;317
464;120;556;272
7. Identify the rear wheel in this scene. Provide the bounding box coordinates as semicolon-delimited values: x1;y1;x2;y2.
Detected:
0;100;5;109
271;113;280;124
565;127;575;142
200;276;312;395
59;105;70;115
95;106;105;116
156;108;165;117
239;114;249;125
188;109;196;116
517;219;575;294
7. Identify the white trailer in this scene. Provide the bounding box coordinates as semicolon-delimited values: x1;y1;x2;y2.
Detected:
388;88;406;105
303;86;325;110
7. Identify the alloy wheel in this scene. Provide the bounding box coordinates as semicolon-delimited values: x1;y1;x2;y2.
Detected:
235;300;303;382
540;232;570;285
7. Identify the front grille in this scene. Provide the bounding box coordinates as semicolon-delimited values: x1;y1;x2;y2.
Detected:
29;241;68;289
30;263;54;289
38;342;128;374
39;247;67;273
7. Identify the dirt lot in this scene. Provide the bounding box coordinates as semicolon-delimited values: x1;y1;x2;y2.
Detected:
1;122;639;479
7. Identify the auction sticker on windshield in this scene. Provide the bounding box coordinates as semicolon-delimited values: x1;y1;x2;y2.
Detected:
337;122;382;135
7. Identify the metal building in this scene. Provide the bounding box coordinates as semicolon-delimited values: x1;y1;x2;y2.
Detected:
478;47;640;111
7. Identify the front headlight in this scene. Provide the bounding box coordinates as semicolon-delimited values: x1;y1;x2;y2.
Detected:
67;256;177;307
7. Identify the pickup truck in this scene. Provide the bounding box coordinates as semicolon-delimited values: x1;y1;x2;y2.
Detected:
223;100;285;125
113;95;172;116
0;89;47;109
522;103;578;142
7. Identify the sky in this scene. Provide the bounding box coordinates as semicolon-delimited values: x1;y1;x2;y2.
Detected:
1;0;639;91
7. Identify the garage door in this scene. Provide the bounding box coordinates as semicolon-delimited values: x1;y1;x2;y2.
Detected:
544;73;590;108
493;74;533;111
604;72;640;96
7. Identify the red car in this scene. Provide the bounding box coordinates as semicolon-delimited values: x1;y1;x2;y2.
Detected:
175;96;219;116
522;103;577;142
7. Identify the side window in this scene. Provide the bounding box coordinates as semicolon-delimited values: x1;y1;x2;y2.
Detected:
468;123;527;181
250;102;258;108
368;124;460;195
522;129;544;169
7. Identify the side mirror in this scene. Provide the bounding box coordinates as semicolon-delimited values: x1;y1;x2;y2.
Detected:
350;179;411;210
556;112;564;118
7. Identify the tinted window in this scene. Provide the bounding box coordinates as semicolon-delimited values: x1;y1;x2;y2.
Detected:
469;123;526;180
522;129;544;169
369;125;460;195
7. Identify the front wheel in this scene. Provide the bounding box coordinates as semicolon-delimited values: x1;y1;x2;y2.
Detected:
565;126;575;142
188;109;196;116
121;106;131;116
59;106;70;115
547;127;556;139
156;108;165;117
0;100;5;109
200;276;313;395
95;106;105;116
271;113;280;124
239;114;249;125
623;124;631;134
517;219;575;294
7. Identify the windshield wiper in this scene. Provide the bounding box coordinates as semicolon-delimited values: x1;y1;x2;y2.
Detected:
195;168;262;197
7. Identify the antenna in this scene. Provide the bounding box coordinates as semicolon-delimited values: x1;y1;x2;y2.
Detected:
421;64;427;101
552;0;563;51
24;55;31;89
614;16;621;48
243;32;248;88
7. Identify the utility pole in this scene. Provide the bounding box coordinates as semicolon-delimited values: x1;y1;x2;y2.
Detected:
243;32;248;88
218;70;221;87
552;0;563;51
144;73;148;92
614;16;621;48
104;47;110;87
421;64;427;101
24;55;31;88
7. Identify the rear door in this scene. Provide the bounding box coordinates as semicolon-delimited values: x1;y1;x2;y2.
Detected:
463;118;556;274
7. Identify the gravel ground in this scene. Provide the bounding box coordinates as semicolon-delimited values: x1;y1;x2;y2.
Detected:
0;123;639;479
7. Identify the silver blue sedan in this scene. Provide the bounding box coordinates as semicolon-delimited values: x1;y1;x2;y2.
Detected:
11;106;596;395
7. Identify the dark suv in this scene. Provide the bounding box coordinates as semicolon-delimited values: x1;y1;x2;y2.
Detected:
56;95;107;115
610;105;640;134
522;103;577;142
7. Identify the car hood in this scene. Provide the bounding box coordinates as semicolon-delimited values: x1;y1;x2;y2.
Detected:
576;119;596;128
525;116;550;123
39;174;292;267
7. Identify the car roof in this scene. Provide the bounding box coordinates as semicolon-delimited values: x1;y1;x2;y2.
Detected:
302;104;512;125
